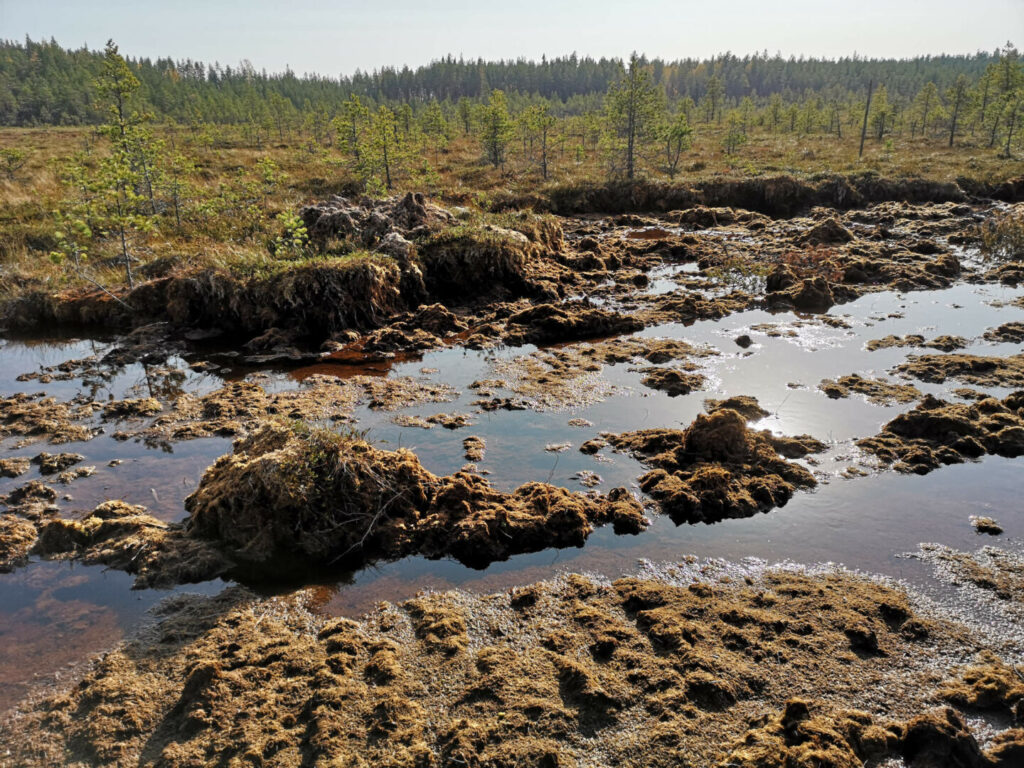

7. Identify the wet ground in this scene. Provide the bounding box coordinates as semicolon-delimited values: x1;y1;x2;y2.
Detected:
1;235;1023;715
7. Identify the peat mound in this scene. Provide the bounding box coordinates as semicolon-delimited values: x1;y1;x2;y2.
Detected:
819;374;922;405
894;353;1024;388
607;408;821;523
501;302;643;346
183;423;647;576
857;392;1024;474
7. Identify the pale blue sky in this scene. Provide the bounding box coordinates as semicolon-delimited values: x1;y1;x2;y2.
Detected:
1;0;1020;76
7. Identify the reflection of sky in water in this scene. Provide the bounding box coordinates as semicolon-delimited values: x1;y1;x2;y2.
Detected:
1;277;1023;708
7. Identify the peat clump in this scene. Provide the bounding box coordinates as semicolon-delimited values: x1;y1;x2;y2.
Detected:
184;423;647;576
502;302;643;346
299;191;455;247
857;392;1024;474
608;408;821;523
819;374;922;405
34;500;231;588
894;353;1024;388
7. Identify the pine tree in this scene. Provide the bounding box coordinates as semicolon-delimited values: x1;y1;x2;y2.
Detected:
92;40;156;288
870;85;892;140
605;53;665;179
662;110;692;178
420;100;449;165
338;95;369;165
703;75;725;123
456;97;473;134
722;110;747;155
910;82;942;138
946;75;970;146
363;105;404;190
477;90;514;168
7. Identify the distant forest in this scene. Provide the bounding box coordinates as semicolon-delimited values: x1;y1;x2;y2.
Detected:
0;37;1005;126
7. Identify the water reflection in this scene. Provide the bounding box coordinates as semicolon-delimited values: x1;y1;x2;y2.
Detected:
0;277;1022;711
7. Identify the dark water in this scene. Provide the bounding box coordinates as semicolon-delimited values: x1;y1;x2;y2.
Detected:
1;274;1022;711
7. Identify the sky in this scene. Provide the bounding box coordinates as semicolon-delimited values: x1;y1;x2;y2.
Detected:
1;0;1021;77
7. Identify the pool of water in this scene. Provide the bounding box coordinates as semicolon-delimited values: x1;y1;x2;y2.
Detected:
1;275;1022;712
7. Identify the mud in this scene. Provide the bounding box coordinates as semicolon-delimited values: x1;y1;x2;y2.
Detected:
607;408;822;523
857;392;1024;474
5;561;1022;768
819;374;922;405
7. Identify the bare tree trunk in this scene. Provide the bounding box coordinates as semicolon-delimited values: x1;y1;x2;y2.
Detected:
1004;100;1020;158
859;81;873;159
949;91;962;147
989;100;1006;148
114;191;134;289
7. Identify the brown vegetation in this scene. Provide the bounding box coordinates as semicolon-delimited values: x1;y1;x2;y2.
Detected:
3;564;1020;767
857;392;1024;474
607;407;822;523
183;423;647;576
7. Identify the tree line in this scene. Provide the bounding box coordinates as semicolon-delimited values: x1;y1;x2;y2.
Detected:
0;36;1007;127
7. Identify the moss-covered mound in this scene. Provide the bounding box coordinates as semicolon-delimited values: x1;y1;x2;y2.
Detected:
608;408;822;523
184;423;647;575
857;392;1024;474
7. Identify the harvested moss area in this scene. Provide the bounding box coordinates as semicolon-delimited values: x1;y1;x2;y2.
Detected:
607;407;823;523
857;392;1024;474
8;194;1016;352
3;564;1020;768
